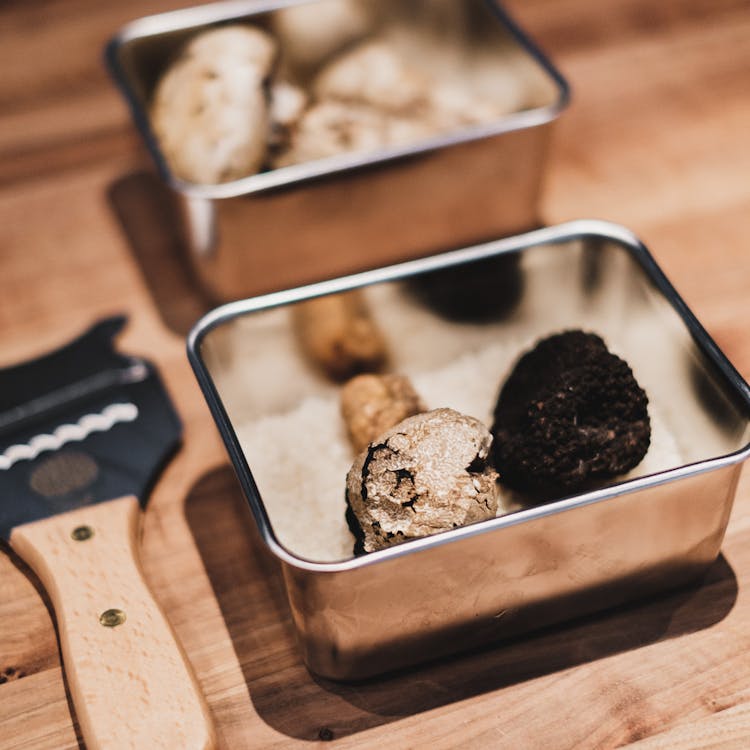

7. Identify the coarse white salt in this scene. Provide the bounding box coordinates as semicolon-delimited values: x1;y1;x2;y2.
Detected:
211;274;688;564
235;337;683;563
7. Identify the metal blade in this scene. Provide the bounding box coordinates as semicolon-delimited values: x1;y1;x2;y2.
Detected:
0;317;181;540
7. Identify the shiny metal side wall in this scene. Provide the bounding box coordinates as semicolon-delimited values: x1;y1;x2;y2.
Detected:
107;0;568;301
186;221;750;680
181;124;553;299
282;462;741;680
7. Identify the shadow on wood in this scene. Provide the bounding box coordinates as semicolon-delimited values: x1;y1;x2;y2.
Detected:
107;171;212;336
3;543;85;750
184;467;738;743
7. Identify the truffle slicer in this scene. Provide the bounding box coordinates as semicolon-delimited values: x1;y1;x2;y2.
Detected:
0;317;215;750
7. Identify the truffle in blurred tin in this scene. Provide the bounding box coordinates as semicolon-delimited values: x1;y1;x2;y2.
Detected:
292;290;388;382
346;408;498;554
271;0;373;74
151;26;276;184
491;330;651;499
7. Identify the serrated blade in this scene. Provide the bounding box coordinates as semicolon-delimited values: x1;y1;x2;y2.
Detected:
0;316;181;540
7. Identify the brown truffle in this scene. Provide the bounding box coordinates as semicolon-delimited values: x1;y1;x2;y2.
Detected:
292;290;388;382
346;408;499;554
341;373;425;452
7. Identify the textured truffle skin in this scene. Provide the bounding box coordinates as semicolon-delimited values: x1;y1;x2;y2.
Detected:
341;373;425;452
346;408;498;554
491;331;651;499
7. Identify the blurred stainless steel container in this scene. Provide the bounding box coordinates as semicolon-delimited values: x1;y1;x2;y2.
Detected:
107;0;569;300
188;220;750;679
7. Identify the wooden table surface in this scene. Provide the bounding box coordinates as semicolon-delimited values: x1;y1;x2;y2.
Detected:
2;1;750;748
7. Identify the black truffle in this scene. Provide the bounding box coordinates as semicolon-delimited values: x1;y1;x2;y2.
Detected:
408;254;524;323
491;331;651;499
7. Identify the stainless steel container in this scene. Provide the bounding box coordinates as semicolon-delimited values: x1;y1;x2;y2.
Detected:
106;0;568;300
188;220;750;680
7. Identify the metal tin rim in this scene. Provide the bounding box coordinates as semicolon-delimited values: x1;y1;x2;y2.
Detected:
104;0;571;199
187;218;750;573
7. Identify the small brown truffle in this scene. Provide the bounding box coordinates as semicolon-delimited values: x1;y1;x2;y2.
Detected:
346;408;499;554
271;0;373;74
341;373;425;452
292;290;388;382
491;330;651;499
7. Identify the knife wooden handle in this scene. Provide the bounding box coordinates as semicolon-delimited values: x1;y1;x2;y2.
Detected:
9;496;216;750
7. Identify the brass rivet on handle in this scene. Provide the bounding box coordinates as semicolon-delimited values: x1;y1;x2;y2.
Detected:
71;525;94;541
99;609;126;628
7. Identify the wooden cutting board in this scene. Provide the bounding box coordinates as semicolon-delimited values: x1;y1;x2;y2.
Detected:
2;1;750;748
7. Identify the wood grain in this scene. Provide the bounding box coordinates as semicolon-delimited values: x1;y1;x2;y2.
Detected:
628;703;750;750
9;497;216;750
1;1;749;748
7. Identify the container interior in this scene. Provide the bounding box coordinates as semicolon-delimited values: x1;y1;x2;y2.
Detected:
110;0;563;187
197;232;750;563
